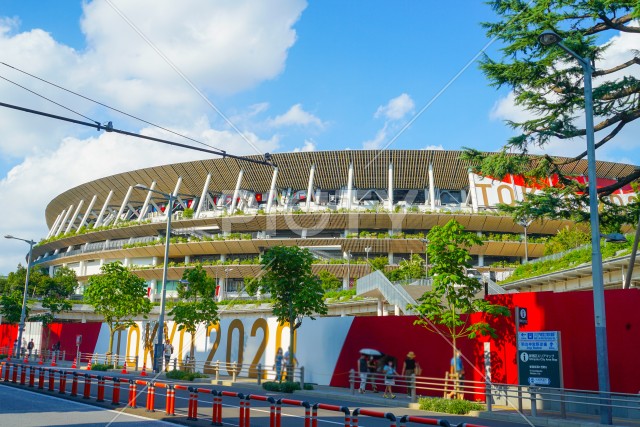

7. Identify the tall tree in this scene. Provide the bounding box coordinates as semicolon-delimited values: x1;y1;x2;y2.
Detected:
84;262;152;358
169;265;219;366
412;220;509;371
386;254;426;281
464;1;640;227
248;246;328;380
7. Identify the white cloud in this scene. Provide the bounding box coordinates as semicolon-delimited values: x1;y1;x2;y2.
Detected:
0;0;306;273
423;144;444;150
268;104;324;128
293;139;317;152
363;93;415;149
374;93;414;120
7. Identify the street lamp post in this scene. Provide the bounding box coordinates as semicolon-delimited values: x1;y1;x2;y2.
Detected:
517;217;533;263
134;184;174;373
5;235;36;358
538;30;611;425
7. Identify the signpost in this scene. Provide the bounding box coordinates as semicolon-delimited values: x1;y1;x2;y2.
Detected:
517;331;562;388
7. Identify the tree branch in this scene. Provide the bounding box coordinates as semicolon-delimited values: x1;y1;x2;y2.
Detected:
549;119;627;165
598;169;640;196
593;57;640;77
585;13;639;34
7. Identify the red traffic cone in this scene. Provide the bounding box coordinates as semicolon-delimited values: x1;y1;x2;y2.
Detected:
71;358;77;369
140;363;147;377
50;353;57;367
38;353;43;365
86;357;92;371
121;361;128;374
23;354;29;364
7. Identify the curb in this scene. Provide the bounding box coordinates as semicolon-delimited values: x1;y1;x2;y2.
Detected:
476;410;632;427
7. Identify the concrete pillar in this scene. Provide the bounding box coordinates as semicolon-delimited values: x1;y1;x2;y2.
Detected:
195;174;212;218
346;162;354;210
94;191;114;228
388;162;394;211
64;200;84;234
78;195;97;230
55;207;72;236
429;163;435;210
266;167;279;213
306;164;316;212
229;169;244;213
114;186;134;225
388;252;394;265
138;181;157;222
47;213;63;239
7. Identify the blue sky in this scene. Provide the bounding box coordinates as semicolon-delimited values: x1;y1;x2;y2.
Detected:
0;1;637;273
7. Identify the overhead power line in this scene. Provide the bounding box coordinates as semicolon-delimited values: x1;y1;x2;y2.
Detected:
0;100;275;167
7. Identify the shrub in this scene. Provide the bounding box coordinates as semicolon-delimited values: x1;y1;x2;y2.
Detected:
90;363;111;371
262;381;303;393
165;369;209;381
418;397;484;415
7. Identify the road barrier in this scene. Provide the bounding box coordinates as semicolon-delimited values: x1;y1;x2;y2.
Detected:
0;361;490;427
352;408;397;427
399;415;452;427
312;403;350;427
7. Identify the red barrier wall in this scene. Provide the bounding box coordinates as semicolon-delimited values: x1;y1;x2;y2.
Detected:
331;289;640;395
0;324;18;351
484;289;640;394
44;322;103;358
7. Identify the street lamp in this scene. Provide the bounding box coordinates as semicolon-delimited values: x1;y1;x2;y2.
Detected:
5;235;36;358
538;29;612;425
134;184;174;373
420;238;429;279
517;217;533;263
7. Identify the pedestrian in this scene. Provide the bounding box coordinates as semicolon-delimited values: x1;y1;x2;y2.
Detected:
274;347;284;382
163;340;174;372
357;353;368;393
367;356;379;393
402;351;421;396
450;350;464;379
283;349;297;381
27;339;35;358
382;359;397;399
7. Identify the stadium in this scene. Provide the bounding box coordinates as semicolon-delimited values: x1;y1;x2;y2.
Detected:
30;149;637;307
2;149;640;394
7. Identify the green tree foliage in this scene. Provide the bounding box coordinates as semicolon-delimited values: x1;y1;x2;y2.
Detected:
169;265;219;361
463;1;640;228
318;270;342;292
386;254;426;281
85;261;152;355
369;256;389;272
0;291;23;324
543;226;591;255
413;220;509;364
248;246;328;376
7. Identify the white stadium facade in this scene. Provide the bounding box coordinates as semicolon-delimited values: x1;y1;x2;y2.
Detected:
31;149;638;313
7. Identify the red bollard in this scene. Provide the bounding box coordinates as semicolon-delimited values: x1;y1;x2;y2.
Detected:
71;372;78;397
29;366;35;387
48;369;55;391
304;403;311;427
245;396;252;427
275;399;282;427
112;378;121;405
83;374;92;399
165;385;174;415
128;380;137;408
187;387;199;421
0;361;4;380
97;376;105;402
38;367;45;389
12;364;18;383
59;370;67;394
20;364;26;385
146;382;155;412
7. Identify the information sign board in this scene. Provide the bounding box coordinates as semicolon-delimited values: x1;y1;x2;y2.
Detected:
517;331;562;388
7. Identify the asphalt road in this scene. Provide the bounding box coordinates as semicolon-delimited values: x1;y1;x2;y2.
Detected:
0;368;538;427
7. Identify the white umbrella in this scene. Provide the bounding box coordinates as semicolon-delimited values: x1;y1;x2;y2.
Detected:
359;348;382;357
